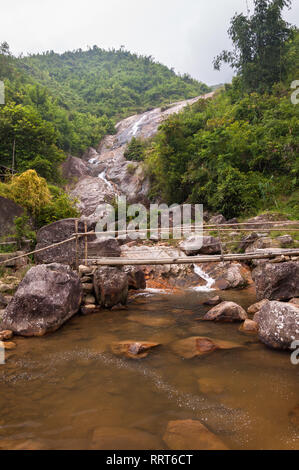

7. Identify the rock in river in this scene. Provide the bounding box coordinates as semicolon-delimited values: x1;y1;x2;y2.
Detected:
163;419;228;450
1;264;82;336
111;341;160;359
254;301;299;350
203;301;247;322
171;336;242;359
252;262;299;301
239;319;258;334
93;267;128;308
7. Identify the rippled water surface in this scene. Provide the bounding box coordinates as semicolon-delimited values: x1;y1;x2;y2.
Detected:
0;288;298;450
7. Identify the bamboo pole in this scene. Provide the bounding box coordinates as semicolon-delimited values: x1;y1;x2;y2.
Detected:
83;249;299;266
0;236;77;266
84;221;88;266
75;219;79;270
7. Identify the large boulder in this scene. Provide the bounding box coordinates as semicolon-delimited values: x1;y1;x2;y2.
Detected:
203;301;247;322
179;235;221;256
252;262;299;301
35;218;94;266
163;420;228;450
1;264;82;336
254;301;299;350
0;196;24;238
93;267;128;308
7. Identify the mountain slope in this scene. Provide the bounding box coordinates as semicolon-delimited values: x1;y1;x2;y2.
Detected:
20;47;210;120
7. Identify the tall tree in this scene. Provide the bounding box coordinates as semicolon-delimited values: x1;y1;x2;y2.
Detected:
213;0;295;93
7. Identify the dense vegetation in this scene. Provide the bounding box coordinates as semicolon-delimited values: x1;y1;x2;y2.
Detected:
0;170;79;230
22;47;209;120
0;44;208;183
0;43;208;230
143;1;299;219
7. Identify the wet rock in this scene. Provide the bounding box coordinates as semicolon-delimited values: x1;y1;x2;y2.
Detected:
163;419;228;450
2;341;16;350
81;305;102;315
254;301;299;350
1;264;82;336
203;301;247;322
123;266;146;290
289;404;299;429
208;214;226;226
93;267;128;308
179;235;221;256
111;340;160;359
196;261;252;290
128;314;175;328
91;426;162;450
239;319;258;334
247;299;269;315
171;336;242;359
252;262;299;301
198;377;225;394
203;296;222;306
0;330;13;341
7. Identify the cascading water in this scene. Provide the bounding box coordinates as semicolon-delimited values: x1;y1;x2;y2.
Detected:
193;264;215;291
98;169;114;191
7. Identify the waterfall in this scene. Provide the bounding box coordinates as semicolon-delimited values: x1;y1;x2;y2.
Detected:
193;264;215;291
98;169;114;190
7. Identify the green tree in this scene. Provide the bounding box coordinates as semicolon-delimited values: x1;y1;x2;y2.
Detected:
213;0;295;93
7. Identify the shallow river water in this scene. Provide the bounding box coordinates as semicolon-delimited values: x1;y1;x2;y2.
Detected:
0;288;298;450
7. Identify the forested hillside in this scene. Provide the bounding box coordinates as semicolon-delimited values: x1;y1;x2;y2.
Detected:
21;47;209;119
0;45;209;179
143;2;299;219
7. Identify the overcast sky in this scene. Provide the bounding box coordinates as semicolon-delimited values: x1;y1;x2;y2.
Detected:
2;0;299;85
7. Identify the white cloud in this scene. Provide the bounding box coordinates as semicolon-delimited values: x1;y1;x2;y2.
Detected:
1;0;298;85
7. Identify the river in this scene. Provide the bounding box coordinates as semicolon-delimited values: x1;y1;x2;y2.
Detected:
0;287;298;450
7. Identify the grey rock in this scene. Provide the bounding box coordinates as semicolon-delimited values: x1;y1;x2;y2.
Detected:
254;301;299;350
1;264;82;336
252;262;299;301
93;267;128;308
